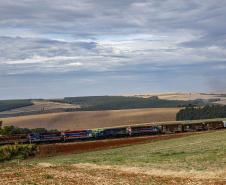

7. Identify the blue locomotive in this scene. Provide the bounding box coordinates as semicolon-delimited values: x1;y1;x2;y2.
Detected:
1;119;226;144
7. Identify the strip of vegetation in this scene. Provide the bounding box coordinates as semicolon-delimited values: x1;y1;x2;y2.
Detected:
0;144;37;162
0;99;33;112
53;96;207;110
0;125;59;136
176;105;226;120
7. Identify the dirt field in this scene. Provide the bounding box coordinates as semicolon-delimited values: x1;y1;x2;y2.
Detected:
2;108;180;130
1;162;225;185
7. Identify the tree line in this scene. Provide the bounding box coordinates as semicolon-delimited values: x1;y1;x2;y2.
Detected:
53;96;207;111
176;105;226;120
0;125;58;136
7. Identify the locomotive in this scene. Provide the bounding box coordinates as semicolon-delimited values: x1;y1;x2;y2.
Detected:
1;119;226;145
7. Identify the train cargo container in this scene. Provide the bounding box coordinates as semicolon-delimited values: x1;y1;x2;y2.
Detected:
130;125;161;136
182;122;206;132
101;127;129;138
28;132;62;143
205;121;225;130
161;123;183;133
62;130;92;141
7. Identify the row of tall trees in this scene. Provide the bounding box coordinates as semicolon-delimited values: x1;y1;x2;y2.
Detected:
176;105;226;120
56;96;206;111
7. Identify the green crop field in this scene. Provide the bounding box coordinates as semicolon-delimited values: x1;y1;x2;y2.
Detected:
33;130;226;171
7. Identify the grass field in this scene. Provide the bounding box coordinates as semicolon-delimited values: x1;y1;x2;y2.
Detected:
33;130;226;171
2;108;180;130
1;130;226;184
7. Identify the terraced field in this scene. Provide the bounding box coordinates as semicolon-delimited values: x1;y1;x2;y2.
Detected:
1;130;226;184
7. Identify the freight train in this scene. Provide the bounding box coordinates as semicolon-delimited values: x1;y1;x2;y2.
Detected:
1;119;226;145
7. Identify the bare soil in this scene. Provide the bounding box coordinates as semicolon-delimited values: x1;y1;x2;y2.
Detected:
1;162;225;185
2;108;180;130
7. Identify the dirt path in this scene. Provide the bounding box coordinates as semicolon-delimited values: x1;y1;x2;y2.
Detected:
1;162;226;185
72;163;226;180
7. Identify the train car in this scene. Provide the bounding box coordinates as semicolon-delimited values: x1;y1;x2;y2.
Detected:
92;128;105;139
101;127;129;138
28;133;41;143
205;121;225;130
28;132;62;143
182;122;207;132
223;121;226;128
62;130;93;141
130;125;161;136
161;123;183;134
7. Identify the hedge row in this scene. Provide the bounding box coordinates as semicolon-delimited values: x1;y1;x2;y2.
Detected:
0;144;37;162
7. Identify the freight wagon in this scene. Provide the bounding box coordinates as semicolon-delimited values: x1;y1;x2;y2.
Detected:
28;132;62;143
1;118;226;145
62;130;92;141
130;125;161;136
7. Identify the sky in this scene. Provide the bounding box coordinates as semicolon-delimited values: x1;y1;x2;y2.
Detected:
0;0;226;99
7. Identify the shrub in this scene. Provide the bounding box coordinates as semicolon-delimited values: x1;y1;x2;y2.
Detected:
0;144;37;162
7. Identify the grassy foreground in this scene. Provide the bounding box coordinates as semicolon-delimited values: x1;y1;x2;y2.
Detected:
34;130;226;171
2;130;226;185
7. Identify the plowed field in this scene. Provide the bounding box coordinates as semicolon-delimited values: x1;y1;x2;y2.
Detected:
2;108;180;130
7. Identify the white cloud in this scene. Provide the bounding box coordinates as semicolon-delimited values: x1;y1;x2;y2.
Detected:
0;0;226;98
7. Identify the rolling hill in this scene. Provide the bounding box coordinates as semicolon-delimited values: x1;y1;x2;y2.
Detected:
1;108;180;130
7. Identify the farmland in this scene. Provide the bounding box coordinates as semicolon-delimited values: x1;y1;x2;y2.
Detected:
0;100;79;117
1;93;224;118
128;92;226;103
1;130;226;184
0;99;33;112
2;108;180;130
34;130;226;171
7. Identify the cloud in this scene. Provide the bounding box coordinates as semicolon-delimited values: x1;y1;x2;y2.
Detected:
0;0;226;98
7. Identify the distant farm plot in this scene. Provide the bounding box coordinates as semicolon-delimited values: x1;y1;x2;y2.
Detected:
0;100;79;117
128;92;226;104
2;108;180;130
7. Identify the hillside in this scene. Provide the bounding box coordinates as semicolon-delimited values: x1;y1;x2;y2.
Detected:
0;100;79;118
1;108;180;130
128;92;226;104
36;129;226;171
1;93;224;118
54;95;206;110
0;99;33;112
2;130;226;184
